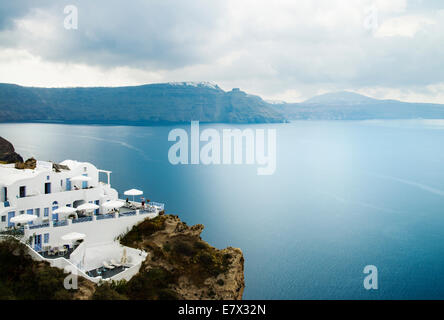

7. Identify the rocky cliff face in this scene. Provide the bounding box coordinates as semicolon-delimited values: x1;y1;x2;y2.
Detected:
0;83;285;124
0;136;23;163
120;215;245;300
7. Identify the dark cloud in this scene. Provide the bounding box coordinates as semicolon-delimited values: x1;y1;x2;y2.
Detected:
0;0;443;102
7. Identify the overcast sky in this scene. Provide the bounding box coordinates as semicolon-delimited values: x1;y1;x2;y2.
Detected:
0;0;443;103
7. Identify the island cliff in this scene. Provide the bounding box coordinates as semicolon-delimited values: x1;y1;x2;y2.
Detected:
0;136;23;163
117;214;244;300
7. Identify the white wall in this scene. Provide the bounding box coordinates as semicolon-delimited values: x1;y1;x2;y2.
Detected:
24;211;158;248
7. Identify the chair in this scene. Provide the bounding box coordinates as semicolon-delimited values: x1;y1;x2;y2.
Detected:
103;261;115;269
110;259;122;267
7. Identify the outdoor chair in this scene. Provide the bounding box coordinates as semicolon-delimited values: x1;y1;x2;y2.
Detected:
103;261;115;269
110;259;122;267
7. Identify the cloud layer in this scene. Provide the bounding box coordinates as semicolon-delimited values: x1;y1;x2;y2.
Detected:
0;0;443;103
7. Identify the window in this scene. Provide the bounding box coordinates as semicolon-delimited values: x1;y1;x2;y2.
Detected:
61;180;63;187
35;208;40;217
44;233;49;244
45;182;51;194
1;216;5;222
27;209;33;215
83;166;87;172
44;208;49;217
19;210;24;215
47;176;50;180
19;186;26;198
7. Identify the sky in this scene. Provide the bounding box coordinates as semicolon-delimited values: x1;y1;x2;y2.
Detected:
0;0;443;103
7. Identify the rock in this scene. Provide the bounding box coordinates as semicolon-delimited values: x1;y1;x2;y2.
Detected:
121;214;245;300
15;157;36;170
53;163;70;172
0;136;23;163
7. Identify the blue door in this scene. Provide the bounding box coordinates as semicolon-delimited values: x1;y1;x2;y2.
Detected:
7;211;15;227
82;174;88;189
34;234;42;251
66;178;71;191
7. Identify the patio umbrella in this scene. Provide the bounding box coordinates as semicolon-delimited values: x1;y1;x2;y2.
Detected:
102;200;125;210
10;214;38;224
76;203;99;212
61;232;86;242
124;189;143;201
121;248;127;264
52;206;76;217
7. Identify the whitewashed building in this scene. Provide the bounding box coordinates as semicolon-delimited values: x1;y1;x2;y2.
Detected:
0;159;164;283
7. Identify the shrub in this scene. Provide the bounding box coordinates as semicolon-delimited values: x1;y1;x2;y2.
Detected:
92;283;128;300
173;241;195;256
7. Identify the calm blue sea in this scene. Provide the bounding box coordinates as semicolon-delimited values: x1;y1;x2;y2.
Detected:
2;120;444;299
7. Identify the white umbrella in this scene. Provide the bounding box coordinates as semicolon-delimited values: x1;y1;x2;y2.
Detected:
61;232;86;241
102;200;125;210
52;206;76;215
76;203;99;211
10;214;38;224
121;248;127;264
124;189;143;201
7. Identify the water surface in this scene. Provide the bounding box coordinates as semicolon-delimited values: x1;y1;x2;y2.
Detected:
2;120;444;299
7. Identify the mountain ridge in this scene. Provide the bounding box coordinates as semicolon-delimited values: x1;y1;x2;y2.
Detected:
2;83;444;123
0;82;285;124
270;90;444;120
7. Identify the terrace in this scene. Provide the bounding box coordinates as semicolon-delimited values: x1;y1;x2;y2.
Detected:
86;265;128;279
24;201;164;230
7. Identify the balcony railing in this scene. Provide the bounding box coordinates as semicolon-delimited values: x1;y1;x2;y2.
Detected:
150;202;165;211
96;213;114;220
119;211;137;217
72;216;93;224
29;223;50;230
140;207;156;214
53;220;68;227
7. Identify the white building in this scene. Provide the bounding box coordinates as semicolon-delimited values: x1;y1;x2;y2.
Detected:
0;159;164;283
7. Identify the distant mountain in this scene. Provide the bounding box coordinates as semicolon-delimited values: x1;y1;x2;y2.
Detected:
303;91;378;105
2;84;444;124
0;83;285;124
270;91;444;120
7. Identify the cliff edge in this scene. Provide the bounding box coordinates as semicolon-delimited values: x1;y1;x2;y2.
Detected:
117;214;245;300
0;136;23;163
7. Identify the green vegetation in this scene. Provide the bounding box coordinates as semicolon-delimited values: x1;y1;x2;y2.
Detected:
0;238;81;300
158;236;231;286
92;268;178;300
120;215;167;247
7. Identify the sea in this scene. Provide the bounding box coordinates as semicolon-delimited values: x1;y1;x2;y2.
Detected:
2;119;444;299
